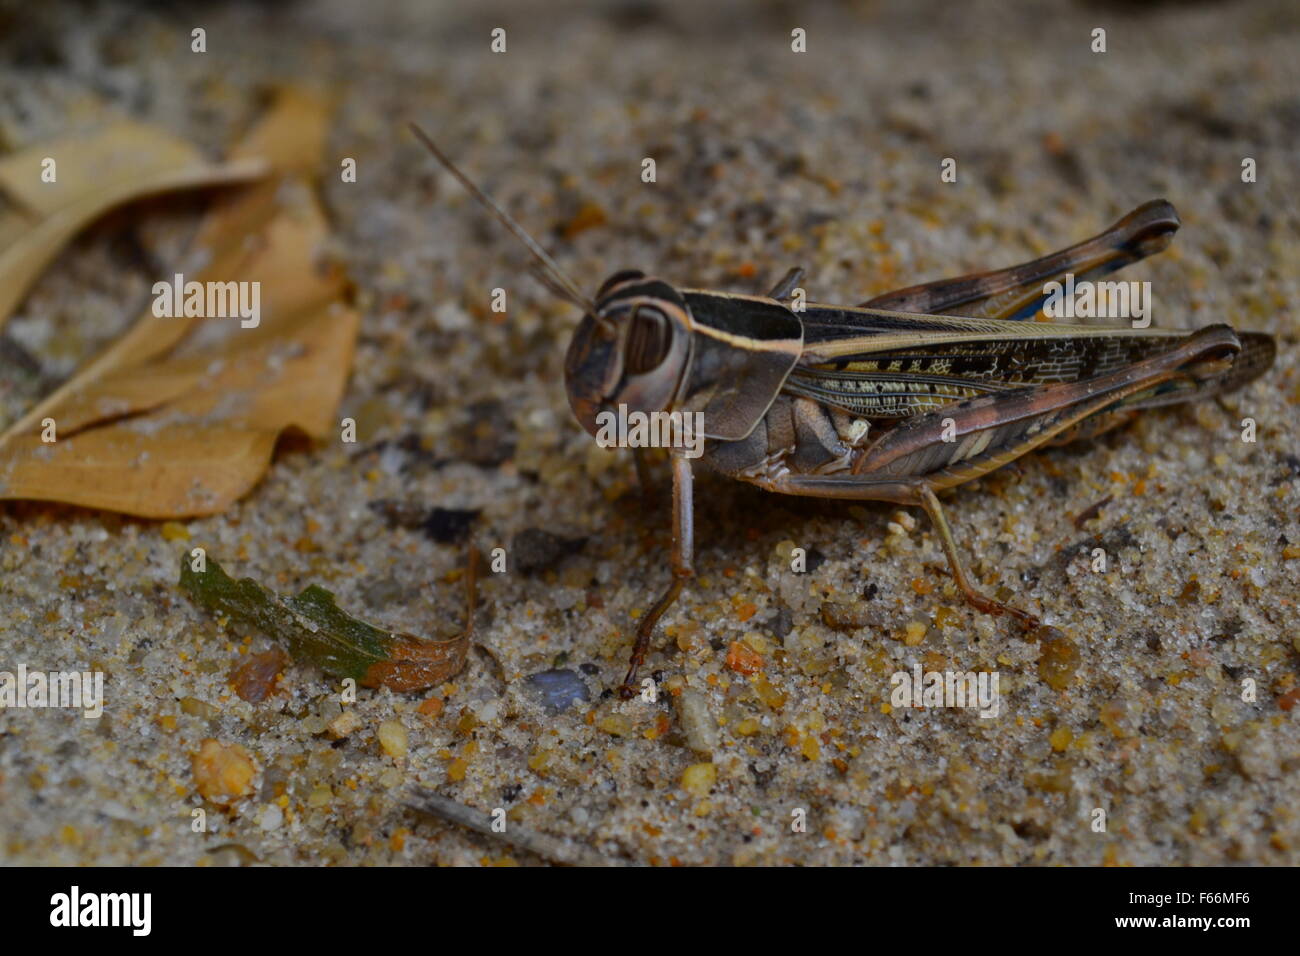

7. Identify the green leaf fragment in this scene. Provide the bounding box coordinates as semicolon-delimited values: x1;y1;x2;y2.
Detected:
179;553;471;691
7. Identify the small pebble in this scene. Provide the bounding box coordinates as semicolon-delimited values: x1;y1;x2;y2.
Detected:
191;739;256;805
511;528;586;575
179;696;219;718
675;689;719;755
258;803;283;831
598;712;633;736
903;619;929;646
523;668;590;715
367;498;430;530
725;641;764;674
328;710;361;739
377;719;409;758
1038;629;1079;690
422;507;480;544
229;648;288;703
681;762;716;797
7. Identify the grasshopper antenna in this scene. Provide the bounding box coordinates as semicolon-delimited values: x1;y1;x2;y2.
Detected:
527;264;589;312
409;122;598;318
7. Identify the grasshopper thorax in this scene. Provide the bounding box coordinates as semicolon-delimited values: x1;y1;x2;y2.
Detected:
564;270;694;438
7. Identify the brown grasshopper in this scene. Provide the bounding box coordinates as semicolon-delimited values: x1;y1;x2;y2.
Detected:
411;124;1276;699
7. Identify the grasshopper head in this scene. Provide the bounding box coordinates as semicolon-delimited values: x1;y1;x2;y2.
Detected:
564;271;694;437
404;128;696;440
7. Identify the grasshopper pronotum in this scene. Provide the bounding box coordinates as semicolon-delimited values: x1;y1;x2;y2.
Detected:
411;124;1276;699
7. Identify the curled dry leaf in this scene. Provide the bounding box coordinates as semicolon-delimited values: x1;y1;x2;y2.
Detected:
0;119;267;328
179;549;477;693
0;88;359;517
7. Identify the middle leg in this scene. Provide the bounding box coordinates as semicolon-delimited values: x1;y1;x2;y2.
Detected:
763;472;1041;629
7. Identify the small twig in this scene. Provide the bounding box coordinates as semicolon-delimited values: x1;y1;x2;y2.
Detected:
1072;494;1113;530
404;787;629;867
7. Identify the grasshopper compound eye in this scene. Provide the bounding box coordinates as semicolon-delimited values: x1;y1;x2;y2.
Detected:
563;312;620;436
563;288;693;439
623;305;670;376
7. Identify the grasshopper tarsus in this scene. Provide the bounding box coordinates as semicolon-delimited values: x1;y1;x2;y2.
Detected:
619;575;685;697
915;483;1041;627
956;588;1041;629
923;560;1042;630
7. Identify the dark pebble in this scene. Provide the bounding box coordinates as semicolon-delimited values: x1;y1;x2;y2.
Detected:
768;605;794;639
368;498;429;530
453;400;516;467
523;668;591;715
423;507;481;543
511;527;586;574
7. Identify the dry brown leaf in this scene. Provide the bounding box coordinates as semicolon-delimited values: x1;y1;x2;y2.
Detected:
0;89;359;518
0;120;267;328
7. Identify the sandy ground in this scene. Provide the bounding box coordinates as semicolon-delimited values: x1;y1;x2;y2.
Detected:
0;0;1297;866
